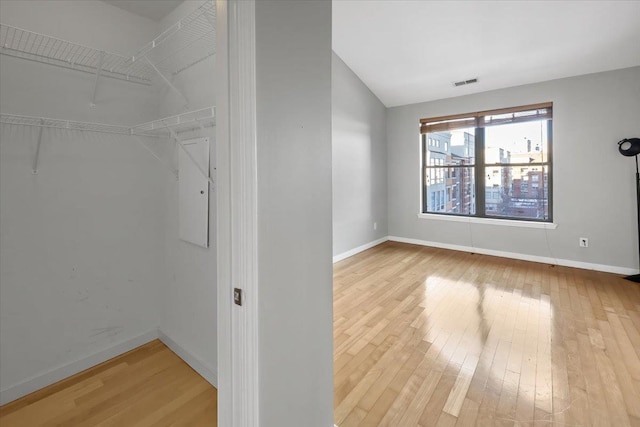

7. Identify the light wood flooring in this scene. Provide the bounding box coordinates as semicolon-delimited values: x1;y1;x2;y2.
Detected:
0;340;217;426
3;242;639;426
334;241;640;427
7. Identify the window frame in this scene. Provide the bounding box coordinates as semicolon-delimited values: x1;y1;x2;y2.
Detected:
420;103;553;223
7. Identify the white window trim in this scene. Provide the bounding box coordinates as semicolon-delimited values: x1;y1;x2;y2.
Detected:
417;213;558;229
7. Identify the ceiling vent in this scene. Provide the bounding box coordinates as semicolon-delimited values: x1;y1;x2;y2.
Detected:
453;78;478;87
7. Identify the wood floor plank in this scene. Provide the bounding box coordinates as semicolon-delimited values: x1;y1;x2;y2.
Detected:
357;388;398;427
598;319;640;418
455;397;480;427
334;241;640;426
442;353;480;417
155;386;217;427
576;332;611;426
0;340;217;427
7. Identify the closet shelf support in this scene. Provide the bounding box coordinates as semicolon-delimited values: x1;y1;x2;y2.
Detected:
90;51;105;107
32;120;44;174
169;128;214;187
144;57;190;109
133;135;178;180
1;110;215;177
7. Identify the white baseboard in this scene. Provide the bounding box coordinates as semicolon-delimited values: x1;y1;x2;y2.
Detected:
158;331;218;388
0;329;218;406
388;236;637;276
333;236;390;263
0;329;159;406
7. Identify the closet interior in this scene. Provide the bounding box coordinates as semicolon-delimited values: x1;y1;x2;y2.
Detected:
0;0;218;408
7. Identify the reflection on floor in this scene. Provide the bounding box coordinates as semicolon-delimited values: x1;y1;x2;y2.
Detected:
334;241;640;426
0;340;217;426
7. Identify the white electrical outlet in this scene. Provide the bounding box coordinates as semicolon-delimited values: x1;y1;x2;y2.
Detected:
373;222;377;230
579;237;589;248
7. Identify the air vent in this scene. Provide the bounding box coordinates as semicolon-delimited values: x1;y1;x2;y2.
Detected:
453;78;478;87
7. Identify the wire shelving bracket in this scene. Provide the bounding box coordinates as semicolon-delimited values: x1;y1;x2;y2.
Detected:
122;1;216;108
32;121;44;174
132;107;216;186
1;108;215;180
1;113;132;175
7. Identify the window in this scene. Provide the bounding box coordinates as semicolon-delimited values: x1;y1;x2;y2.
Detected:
421;103;552;222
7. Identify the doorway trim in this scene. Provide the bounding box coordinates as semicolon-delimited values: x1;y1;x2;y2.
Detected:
216;0;259;425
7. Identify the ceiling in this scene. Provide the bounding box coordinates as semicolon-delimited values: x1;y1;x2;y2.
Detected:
333;1;640;107
102;0;183;22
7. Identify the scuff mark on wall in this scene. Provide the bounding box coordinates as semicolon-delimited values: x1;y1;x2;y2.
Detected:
89;326;124;339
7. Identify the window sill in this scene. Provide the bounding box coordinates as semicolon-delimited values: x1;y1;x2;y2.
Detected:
417;213;558;229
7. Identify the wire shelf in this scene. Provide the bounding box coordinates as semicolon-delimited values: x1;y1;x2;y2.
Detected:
1;0;214;89
0;113;132;135
124;1;216;79
0;24;153;85
1;107;215;137
131;107;216;137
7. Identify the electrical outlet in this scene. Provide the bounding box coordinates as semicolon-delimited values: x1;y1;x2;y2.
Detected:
579;237;589;248
373;222;377;230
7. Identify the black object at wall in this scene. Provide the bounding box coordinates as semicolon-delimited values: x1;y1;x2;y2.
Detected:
618;138;640;283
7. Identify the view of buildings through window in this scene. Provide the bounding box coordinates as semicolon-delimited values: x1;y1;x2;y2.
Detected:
424;129;476;215
422;106;552;221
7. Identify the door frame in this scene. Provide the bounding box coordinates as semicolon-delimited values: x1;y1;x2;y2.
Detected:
216;0;260;425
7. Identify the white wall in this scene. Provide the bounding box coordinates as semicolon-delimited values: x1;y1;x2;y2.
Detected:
255;1;334;425
0;1;166;403
387;66;640;273
156;0;218;385
332;52;388;257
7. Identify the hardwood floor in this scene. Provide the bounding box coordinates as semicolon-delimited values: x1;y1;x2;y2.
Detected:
0;340;217;426
334;241;640;427
3;241;638;426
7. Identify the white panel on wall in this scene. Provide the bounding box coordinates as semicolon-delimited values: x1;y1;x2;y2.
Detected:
178;136;210;248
